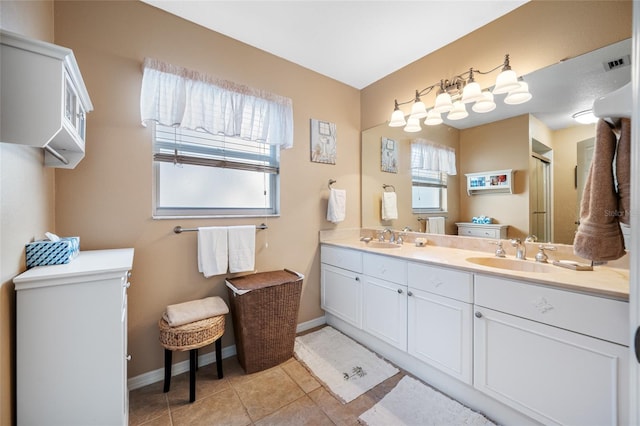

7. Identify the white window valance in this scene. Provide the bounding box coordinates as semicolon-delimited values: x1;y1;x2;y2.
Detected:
411;139;457;175
140;58;294;149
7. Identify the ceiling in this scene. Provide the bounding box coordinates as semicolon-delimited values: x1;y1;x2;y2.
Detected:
140;0;631;130
140;0;529;89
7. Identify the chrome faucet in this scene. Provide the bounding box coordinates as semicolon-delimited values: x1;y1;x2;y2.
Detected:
510;238;526;260
382;228;396;243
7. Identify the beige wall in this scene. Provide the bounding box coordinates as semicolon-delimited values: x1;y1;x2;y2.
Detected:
360;1;632;131
52;1;361;378
459;115;531;238
0;2;55;424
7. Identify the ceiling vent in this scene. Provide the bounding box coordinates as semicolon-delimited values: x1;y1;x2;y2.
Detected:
603;54;631;71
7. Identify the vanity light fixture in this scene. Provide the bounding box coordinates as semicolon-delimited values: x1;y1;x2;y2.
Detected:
388;54;532;132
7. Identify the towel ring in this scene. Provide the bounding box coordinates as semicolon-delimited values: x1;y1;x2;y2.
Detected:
383;184;396;192
328;179;336;189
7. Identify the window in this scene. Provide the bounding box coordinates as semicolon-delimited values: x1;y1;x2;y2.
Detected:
153;124;279;217
412;169;448;213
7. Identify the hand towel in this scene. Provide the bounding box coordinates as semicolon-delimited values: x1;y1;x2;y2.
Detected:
198;226;228;277
381;192;398;220
228;225;256;273
327;188;347;223
427;217;445;234
616;118;630;225
573;119;626;261
162;296;229;327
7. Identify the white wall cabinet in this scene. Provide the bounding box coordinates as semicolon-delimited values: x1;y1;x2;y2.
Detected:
0;29;93;168
474;274;629;425
14;249;134;426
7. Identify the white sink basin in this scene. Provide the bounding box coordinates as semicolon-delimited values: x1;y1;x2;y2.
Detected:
466;256;555;273
363;241;402;249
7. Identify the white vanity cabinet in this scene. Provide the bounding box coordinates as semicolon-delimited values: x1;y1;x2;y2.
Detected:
14;249;134;426
0;29;93;168
407;262;474;384
320;245;363;328
362;253;408;350
473;274;629;426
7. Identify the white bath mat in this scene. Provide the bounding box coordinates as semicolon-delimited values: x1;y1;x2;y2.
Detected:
359;376;496;426
294;327;399;403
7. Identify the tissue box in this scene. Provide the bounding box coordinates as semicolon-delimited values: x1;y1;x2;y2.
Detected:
25;237;80;268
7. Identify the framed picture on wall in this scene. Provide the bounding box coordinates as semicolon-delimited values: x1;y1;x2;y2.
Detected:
381;137;398;173
310;118;337;164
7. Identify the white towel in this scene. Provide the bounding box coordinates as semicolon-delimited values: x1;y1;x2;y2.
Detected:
197;227;228;277
327;188;347;223
162;296;229;327
381;192;398;220
428;217;445;234
228;225;256;273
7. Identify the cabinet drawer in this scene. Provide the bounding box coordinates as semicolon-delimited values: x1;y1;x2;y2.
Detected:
474;274;629;346
408;262;473;303
458;226;499;238
321;245;362;273
363;253;406;284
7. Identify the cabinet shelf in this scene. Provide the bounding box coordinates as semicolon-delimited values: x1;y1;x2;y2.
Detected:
465;169;514;195
1;30;93;169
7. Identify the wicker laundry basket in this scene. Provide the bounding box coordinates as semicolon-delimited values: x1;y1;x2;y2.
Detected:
226;269;303;373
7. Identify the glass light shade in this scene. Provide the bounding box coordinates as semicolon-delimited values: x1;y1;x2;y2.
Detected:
472;91;496;113
447;101;468;120
404;116;422;132
424;109;443;126
388;109;407;127
410;100;428;119
572;109;598;124
461;81;483;104
492;69;520;94
504;82;532;105
433;92;454;113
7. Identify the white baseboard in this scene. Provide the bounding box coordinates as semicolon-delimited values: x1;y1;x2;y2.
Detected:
128;315;326;390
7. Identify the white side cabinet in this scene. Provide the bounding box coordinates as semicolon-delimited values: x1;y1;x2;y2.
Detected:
14;249;134;426
362;253;408;350
321;245;363;328
473;274;629;426
0;29;93;168
407;262;473;384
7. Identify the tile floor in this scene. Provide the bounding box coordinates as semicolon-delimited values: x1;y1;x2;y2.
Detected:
128;343;406;425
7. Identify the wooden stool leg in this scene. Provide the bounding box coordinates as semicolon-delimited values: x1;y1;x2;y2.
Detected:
163;349;172;393
215;337;223;379
189;349;197;403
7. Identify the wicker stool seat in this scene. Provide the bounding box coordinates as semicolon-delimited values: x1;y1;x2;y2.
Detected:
158;315;225;403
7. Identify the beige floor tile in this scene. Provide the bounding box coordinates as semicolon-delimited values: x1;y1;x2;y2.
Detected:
171;387;251;426
254;394;335;426
232;366;306;422
128;381;169;426
135;413;173;426
165;364;230;407
282;359;321;394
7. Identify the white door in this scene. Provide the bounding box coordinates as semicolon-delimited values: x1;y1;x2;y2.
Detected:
362;275;407;350
576;136;595;226
407;288;472;384
321;264;362;328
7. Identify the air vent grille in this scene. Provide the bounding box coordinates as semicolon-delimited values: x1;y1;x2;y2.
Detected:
603;54;631;71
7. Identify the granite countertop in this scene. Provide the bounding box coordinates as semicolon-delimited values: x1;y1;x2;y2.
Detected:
320;231;629;301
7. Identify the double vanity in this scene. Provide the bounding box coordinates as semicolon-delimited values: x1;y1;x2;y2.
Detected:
320;229;629;426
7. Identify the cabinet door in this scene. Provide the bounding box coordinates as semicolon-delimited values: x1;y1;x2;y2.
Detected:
321;264;362;328
362;275;407;350
408;289;472;383
474;307;629;426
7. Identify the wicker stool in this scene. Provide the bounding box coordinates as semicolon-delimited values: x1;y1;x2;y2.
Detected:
158;315;225;403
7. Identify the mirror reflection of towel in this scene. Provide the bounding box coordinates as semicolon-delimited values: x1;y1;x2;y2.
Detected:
382;192;398;220
427;217;445;234
327;188;346;223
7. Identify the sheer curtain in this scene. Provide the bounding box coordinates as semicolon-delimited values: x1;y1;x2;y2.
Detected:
411;139;457;175
140;58;294;149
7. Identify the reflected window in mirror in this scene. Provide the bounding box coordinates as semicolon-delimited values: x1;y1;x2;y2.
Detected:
412;170;448;213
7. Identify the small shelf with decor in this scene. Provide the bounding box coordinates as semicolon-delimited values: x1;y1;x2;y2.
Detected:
465;169;514;195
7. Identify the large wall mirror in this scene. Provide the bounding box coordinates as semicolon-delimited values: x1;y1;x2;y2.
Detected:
362;38;631;245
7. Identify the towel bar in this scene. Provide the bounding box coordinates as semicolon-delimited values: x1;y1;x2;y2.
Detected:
174;224;268;234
